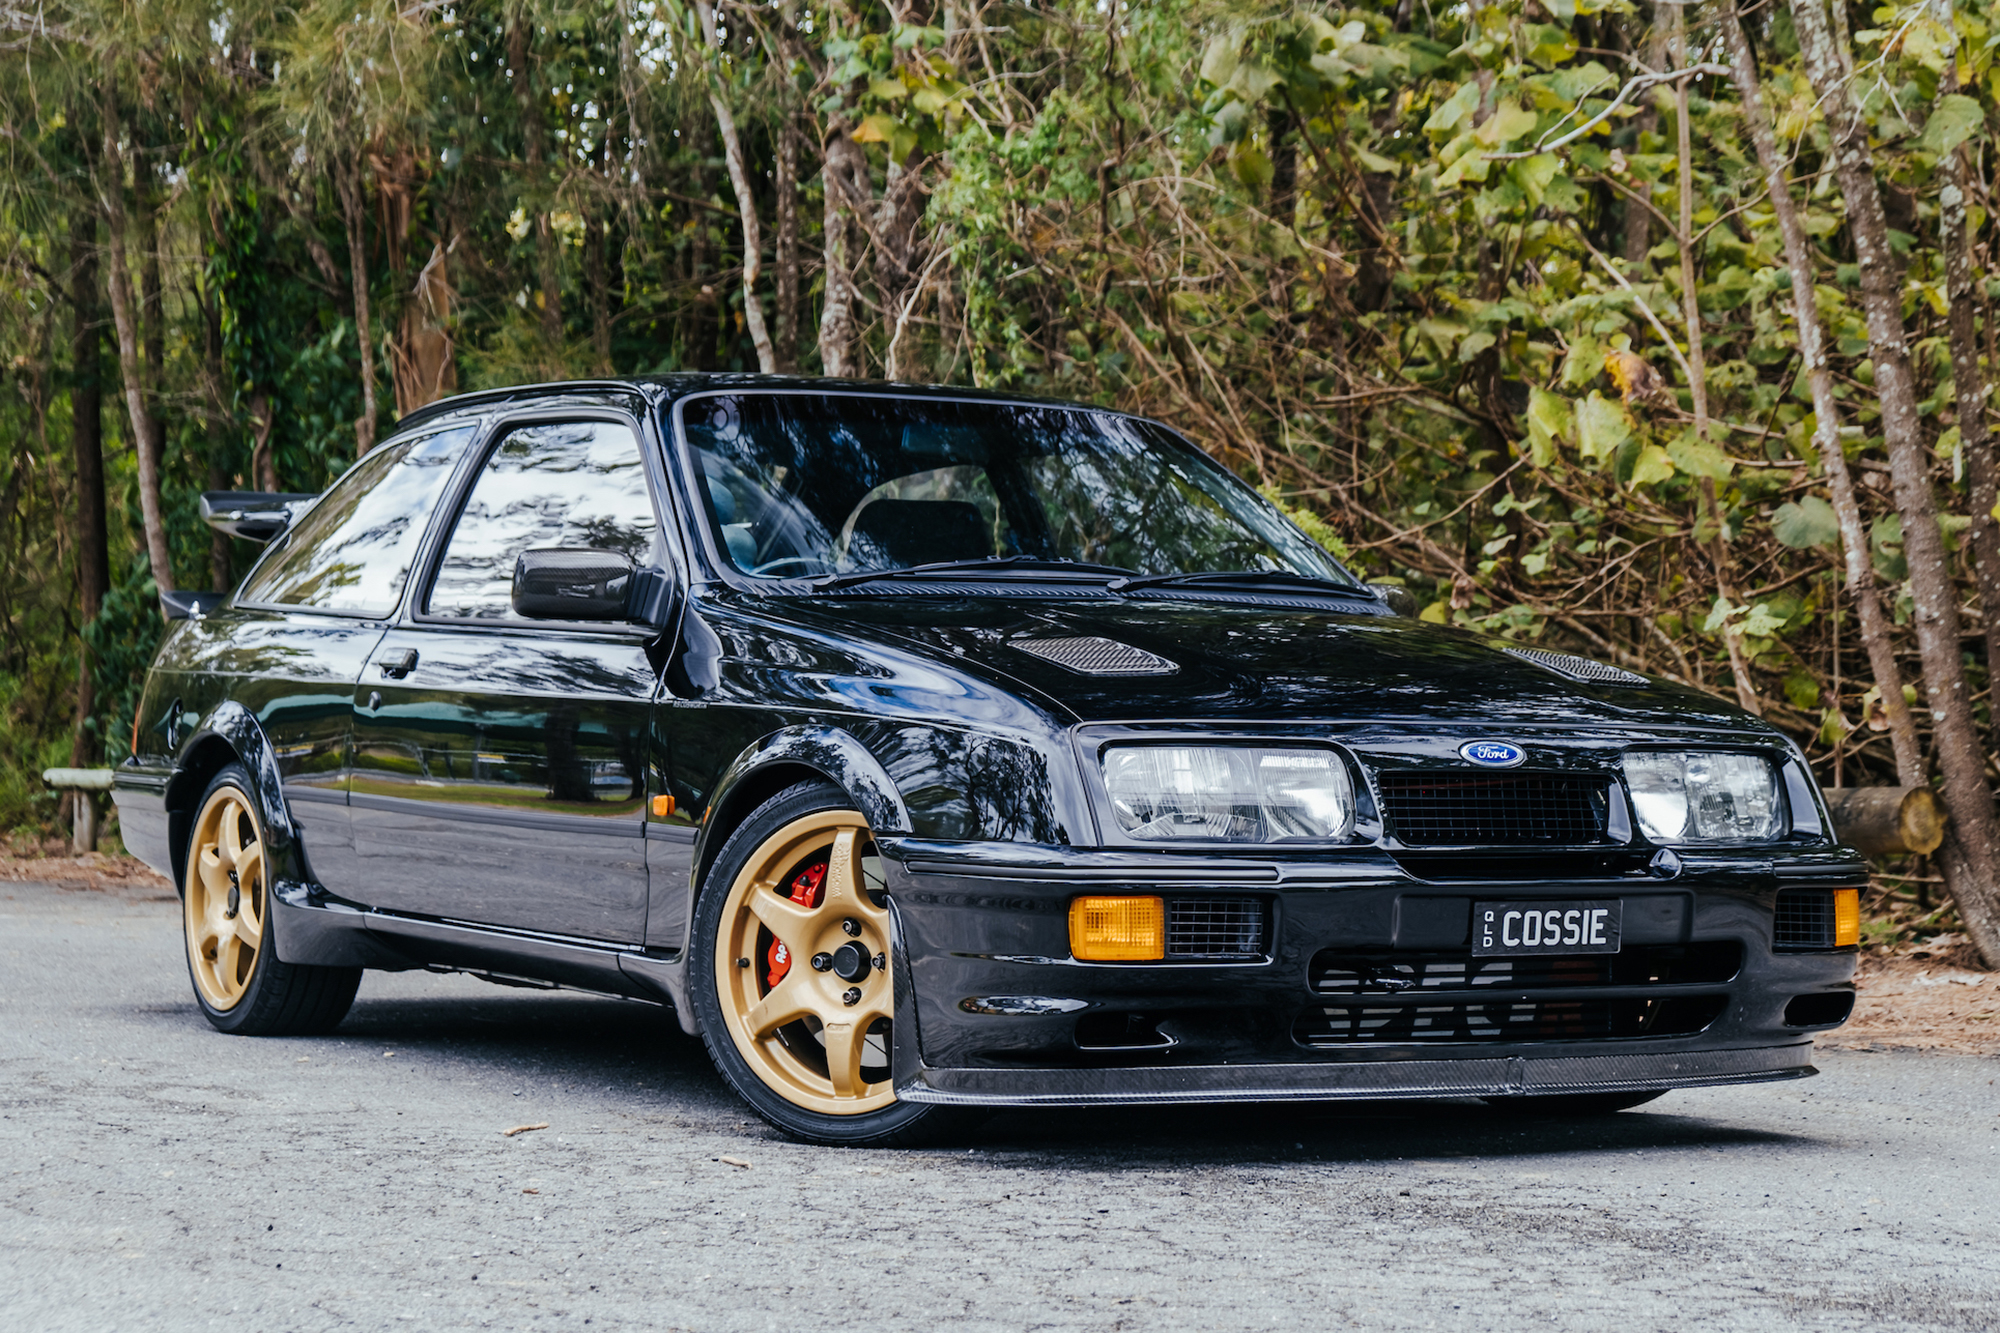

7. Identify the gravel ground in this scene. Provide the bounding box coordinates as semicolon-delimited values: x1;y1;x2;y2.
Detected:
2;876;1997;1333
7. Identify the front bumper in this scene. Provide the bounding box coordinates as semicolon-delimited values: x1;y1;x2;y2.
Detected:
883;840;1858;1108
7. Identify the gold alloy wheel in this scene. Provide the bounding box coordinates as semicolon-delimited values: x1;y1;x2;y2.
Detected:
184;784;268;1010
715;810;895;1115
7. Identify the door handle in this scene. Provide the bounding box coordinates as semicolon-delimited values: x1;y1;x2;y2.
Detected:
377;649;418;679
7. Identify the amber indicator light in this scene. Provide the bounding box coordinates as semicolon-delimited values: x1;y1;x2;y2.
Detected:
650;794;676;819
1069;895;1165;961
1832;887;1861;948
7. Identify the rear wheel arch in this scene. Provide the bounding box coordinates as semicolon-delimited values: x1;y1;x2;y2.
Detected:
166;736;241;892
163;704;295;892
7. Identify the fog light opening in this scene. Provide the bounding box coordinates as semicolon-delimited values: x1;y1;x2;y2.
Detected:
1074;1011;1172;1049
1069;895;1165;961
1783;992;1855;1028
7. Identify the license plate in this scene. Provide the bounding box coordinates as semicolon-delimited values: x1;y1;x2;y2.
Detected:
1472;899;1622;956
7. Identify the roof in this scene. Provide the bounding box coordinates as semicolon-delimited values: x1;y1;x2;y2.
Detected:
391;373;1119;437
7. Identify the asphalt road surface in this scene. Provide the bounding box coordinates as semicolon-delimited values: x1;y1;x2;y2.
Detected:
3;876;1997;1333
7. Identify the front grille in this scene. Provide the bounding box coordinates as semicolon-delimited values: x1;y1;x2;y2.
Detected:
1774;889;1837;950
1307;943;1743;995
1378;772;1608;846
1167;897;1267;959
1294;996;1726;1045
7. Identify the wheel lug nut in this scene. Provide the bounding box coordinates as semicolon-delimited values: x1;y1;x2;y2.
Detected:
842;918;861;937
810;952;833;972
872;952;886;972
841;987;862;1006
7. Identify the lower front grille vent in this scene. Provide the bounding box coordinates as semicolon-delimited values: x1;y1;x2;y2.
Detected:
1308;943;1742;995
1167;897;1267;959
1294;996;1726;1045
1295;943;1737;1046
1378;772;1609;846
1312;940;1736;992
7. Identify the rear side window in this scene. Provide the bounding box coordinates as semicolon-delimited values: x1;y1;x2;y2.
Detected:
238;427;477;616
425;419;660;621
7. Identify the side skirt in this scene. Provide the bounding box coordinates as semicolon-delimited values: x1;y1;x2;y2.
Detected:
270;888;691;1027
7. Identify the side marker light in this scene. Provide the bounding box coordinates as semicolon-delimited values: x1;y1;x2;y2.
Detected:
650;794;676;819
1833;887;1861;948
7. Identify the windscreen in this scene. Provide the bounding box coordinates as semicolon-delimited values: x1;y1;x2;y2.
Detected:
680;393;1356;585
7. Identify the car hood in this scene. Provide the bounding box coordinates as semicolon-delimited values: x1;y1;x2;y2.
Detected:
747;592;1765;736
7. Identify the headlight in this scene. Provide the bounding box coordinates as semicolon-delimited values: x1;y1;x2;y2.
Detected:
1623;751;1785;842
1102;745;1354;841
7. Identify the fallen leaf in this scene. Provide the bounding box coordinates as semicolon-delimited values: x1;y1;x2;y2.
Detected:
501;1123;550;1138
1604;349;1668;408
719;1156;752;1169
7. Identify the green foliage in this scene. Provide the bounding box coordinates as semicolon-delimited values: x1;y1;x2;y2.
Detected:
1;0;1998;839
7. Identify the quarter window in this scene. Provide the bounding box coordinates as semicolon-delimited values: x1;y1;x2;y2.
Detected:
426;420;660;621
238;427;477;616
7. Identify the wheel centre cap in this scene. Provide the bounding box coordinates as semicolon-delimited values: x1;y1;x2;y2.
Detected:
830;941;872;983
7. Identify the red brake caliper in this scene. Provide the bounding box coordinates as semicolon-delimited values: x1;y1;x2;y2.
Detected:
765;861;827;989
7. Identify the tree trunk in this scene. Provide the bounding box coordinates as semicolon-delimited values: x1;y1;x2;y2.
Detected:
248;392;277;492
1824;787;1947;858
774;110;801;373
201;292;232;594
1622;11;1667;266
1670;5;1760;717
338;163;379;457
68;207;108;766
817;125;867;378
96;70;174;601
1933;3;2000;752
1717;2;1921;781
508;14;563;345
1795;0;2000;967
874;149;930;342
696;0;777;374
586;212;612;373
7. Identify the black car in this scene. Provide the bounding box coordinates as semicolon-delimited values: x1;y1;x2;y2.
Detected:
114;377;1860;1146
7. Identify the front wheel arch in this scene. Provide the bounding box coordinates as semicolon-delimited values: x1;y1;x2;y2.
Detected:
691;726;912;914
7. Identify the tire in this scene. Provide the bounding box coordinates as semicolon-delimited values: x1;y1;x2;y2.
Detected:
689;780;975;1147
182;764;361;1036
1480;1090;1668;1116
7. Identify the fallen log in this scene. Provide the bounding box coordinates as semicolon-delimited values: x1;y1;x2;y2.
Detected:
1824;787;1946;858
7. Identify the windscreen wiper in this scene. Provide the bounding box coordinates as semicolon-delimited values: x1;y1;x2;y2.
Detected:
816;555;1137;590
1106;569;1377;599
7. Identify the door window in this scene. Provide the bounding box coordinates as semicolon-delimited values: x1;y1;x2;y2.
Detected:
426;420;660;621
239;426;477;616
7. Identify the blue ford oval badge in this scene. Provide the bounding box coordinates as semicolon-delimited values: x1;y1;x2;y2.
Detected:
1459;740;1526;768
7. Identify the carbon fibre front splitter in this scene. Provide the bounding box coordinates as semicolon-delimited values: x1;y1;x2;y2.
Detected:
896;1042;1816;1106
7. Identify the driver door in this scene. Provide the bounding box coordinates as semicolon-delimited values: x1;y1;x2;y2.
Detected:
346;412;665;944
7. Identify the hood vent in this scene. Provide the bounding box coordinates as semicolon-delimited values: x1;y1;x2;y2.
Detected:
1011;636;1178;677
1504;646;1649;687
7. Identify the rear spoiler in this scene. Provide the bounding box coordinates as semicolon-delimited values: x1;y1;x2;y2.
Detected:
199;490;320;542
